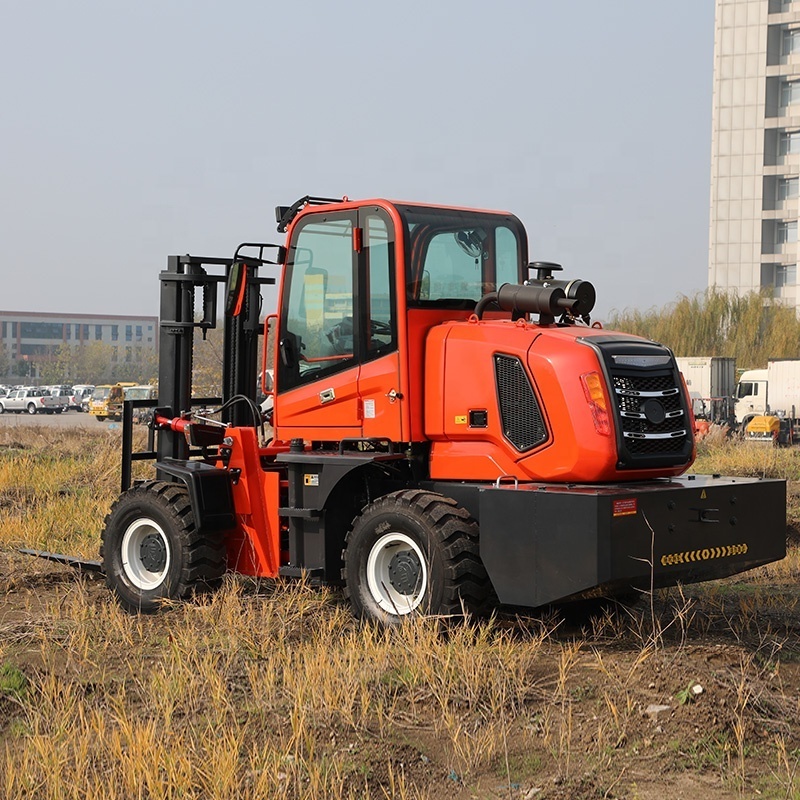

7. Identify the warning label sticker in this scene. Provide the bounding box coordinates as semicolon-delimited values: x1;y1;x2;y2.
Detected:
613;498;638;517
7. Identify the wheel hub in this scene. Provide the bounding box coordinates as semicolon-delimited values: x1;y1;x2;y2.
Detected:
139;533;167;573
387;550;422;596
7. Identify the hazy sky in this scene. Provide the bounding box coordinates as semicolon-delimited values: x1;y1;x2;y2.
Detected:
1;1;714;322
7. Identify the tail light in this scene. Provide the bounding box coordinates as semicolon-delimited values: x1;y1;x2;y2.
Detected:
581;372;610;436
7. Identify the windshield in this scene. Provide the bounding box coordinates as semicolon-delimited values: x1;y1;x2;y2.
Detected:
125;387;153;400
737;382;758;398
92;388;110;400
398;206;526;308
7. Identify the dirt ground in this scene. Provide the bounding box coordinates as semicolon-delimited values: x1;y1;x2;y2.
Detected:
2;544;799;800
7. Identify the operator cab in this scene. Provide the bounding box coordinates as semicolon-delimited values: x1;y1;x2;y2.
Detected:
274;200;528;444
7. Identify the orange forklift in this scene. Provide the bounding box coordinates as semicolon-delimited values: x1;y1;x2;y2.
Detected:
85;196;785;623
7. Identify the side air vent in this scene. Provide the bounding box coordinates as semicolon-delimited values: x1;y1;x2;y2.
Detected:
494;354;547;452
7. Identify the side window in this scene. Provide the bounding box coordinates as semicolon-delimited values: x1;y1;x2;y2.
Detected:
282;216;355;389
364;213;395;355
422;229;487;302
495;227;520;286
412;223;521;305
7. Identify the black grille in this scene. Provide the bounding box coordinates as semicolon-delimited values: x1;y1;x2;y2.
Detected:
614;375;674;393
494;355;547;452
589;339;694;469
612;372;686;456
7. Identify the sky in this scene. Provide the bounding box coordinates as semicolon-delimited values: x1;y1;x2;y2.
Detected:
0;0;714;322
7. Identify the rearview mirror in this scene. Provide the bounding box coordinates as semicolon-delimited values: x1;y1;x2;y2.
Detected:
225;261;246;316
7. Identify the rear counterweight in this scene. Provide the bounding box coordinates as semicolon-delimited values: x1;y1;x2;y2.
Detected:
434;475;786;608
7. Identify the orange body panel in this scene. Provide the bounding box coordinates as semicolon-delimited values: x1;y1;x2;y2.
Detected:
275;363;362;441
406;308;475;441
273;355;406;443
219;427;281;577
359;352;405;441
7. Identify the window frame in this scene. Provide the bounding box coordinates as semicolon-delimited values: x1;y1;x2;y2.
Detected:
277;207;401;394
777;220;798;243
278;211;359;393
777;264;797;287
360;206;398;364
778;176;800;200
396;204;528;309
781;80;800;107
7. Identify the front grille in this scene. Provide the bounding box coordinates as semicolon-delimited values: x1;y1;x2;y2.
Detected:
589;340;693;469
495;354;547;451
614;374;674;394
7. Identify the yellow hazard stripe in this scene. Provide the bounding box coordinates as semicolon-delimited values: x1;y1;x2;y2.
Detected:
660;543;748;567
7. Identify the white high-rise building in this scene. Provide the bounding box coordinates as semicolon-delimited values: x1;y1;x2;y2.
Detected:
709;0;800;308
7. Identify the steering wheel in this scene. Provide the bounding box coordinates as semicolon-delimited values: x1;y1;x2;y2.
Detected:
370;319;392;336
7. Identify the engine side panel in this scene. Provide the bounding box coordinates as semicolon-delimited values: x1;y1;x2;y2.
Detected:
425;321;695;483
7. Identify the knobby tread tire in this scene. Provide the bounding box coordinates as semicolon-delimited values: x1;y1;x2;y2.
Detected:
342;489;493;624
100;480;226;613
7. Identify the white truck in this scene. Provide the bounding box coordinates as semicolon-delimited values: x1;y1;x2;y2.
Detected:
675;356;736;424
735;360;800;430
0;387;64;415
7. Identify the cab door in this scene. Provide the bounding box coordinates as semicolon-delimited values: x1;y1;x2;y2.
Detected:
275;206;405;444
275;210;362;441
357;206;404;442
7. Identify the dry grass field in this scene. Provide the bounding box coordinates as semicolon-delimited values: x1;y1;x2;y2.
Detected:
1;425;799;799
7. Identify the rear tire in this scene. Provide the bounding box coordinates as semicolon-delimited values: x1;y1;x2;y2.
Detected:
27;404;36;415
343;490;491;625
101;481;227;613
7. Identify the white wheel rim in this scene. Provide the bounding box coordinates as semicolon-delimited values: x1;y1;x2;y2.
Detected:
366;532;428;615
120;518;171;590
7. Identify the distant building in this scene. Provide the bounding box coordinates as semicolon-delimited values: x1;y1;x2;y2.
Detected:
709;0;800;309
0;310;158;378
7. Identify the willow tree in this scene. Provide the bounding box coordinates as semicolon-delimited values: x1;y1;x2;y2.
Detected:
606;290;800;369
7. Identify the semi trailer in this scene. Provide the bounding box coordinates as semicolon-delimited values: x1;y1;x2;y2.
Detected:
674;356;735;424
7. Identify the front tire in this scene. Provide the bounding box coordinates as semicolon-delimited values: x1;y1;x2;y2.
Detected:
343;490;491;625
101;481;227;613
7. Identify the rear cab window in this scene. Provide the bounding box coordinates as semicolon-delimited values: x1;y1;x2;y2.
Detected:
398;205;526;309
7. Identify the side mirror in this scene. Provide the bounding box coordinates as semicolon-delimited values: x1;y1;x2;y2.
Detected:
225;261;246;316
